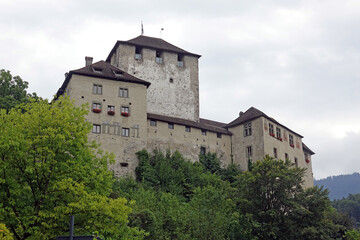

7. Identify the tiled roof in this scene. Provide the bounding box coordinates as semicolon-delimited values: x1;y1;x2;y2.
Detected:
303;143;315;155
147;113;231;135
106;35;201;62
226;107;303;138
56;60;150;98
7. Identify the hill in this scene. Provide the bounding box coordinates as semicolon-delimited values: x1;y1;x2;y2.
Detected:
314;172;360;200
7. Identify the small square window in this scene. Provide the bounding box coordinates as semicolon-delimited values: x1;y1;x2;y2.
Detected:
185;126;191;132
93;84;102;94
120;162;129;167
107;105;115;111
294;157;298;167
150;120;157;126
217;133;222;138
92;102;101;113
200;146;206;155
168;123;174;129
107;105;115;115
201;130;207;136
121;106;130;117
285;153;289;160
121;128;129;137
92;124;101;134
119;88;129;98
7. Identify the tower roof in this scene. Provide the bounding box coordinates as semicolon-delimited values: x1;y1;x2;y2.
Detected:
56;60;150;98
106;35;201;62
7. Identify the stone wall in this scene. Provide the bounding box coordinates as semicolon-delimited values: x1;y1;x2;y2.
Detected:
111;44;200;122
146;119;232;167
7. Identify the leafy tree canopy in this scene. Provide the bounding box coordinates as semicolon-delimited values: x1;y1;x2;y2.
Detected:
0;96;144;240
0;69;38;111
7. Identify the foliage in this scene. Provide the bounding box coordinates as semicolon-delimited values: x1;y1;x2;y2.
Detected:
0;223;14;240
0;96;143;239
0;69;38;111
344;229;360;240
233;156;344;240
333;193;360;229
199;152;221;174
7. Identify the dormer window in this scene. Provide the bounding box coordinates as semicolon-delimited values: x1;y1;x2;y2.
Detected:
135;46;142;60
113;70;123;77
92;67;103;73
155;50;163;64
177;54;184;67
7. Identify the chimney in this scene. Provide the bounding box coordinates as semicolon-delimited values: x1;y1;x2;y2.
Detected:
85;56;93;66
239;111;244;116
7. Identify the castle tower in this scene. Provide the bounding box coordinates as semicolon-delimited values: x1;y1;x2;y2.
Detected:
106;35;201;122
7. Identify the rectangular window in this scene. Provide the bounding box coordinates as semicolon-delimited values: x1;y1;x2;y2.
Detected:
289;134;294;147
107;105;115;115
201;130;207;136
92;124;101;134
150;120;157;127
246;146;252;160
93;84;102;94
121;106;129;113
119;88;129;98
244;122;252;136
269;123;274;136
274;148;278;158
217;133;222;138
294;157;298;167
185;126;191;132
177;54;184;67
276;127;281;139
200;146;206;155
121;128;129;137
135;46;142;60
155;50;163;64
285;153;289;160
168;123;174;129
92;102;101;110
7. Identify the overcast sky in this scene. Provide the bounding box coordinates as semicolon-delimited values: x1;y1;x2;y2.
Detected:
1;0;359;179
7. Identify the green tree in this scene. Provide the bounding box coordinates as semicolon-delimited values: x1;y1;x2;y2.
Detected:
0;223;14;240
333;193;360;228
234;156;340;240
344;229;360;240
0;96;143;239
0;69;37;111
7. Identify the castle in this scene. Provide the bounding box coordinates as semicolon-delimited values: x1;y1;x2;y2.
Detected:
56;35;314;187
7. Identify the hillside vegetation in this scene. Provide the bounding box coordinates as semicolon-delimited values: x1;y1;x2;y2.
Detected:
315;173;360;200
